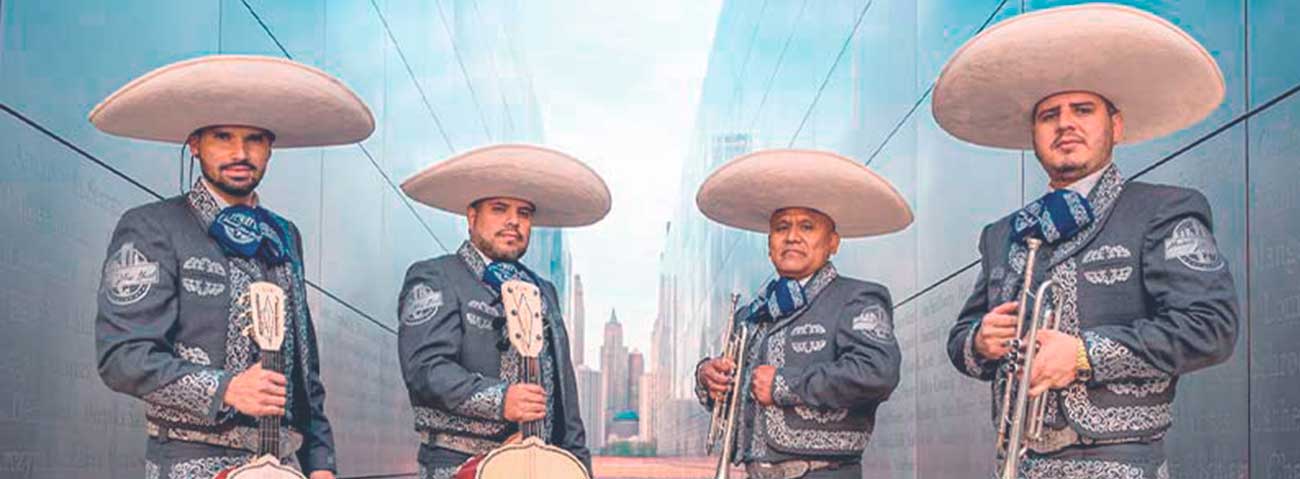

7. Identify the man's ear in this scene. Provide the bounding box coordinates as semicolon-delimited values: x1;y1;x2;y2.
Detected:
829;232;841;256
465;204;478;228
1111;111;1125;143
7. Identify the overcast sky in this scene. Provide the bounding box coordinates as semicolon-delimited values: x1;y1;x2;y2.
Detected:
520;0;723;367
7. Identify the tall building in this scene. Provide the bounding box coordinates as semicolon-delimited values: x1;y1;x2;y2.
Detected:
637;372;655;443
575;365;604;451
571;274;586;366
627;350;644;414
599;309;628;433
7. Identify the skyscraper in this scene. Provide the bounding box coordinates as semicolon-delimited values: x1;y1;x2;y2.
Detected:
627;350;644;414
575;365;604;450
600;309;628;433
571;274;586;366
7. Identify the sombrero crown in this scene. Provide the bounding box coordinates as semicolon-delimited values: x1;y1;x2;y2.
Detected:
932;3;1224;149
89;55;375;148
401;144;611;228
695;149;912;238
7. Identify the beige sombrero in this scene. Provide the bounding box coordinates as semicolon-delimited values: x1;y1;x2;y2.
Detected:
401;144;611;228
89;55;374;148
695;149;913;238
932;3;1224;149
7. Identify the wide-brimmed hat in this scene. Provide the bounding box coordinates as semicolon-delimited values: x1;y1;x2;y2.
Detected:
401;144;611;228
89;55;374;148
932;3;1224;149
695;149;912;238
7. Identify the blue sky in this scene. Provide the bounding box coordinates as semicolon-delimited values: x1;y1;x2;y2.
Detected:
520;0;724;366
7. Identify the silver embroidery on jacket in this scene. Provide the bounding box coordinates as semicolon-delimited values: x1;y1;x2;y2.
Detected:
1021;456;1147;479
1163;218;1225;272
452;383;506;420
791;340;827;354
851;303;892;342
771;373;802;406
420;464;458;479
403;283;444;326
1083;332;1168;381
167;455;250;479
142;369;227;424
103;242;160;306
182;277;227;297
182;256;228;276
1082;244;1132;264
175;342;212;366
414;406;509;438
1082;266;1133;286
761;330;868;452
790;323;826;336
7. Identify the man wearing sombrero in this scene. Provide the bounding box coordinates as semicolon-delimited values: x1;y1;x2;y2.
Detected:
937;4;1239;478
396;144;607;479
91;55;374;478
693;149;911;478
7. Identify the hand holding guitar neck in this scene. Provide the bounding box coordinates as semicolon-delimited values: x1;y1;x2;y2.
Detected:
215;281;307;479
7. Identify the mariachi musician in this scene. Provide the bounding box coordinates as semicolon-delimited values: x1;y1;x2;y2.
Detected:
396;144;609;479
92;55;375;478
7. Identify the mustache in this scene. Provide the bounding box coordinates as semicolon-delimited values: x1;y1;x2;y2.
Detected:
220;160;257;171
1053;134;1086;149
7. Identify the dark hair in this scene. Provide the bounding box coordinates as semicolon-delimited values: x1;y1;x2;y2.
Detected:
187;126;277;144
1031;92;1120;120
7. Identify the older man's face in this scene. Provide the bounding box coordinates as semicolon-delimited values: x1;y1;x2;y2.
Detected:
1031;91;1124;188
189;125;274;199
768;207;840;279
467;197;534;262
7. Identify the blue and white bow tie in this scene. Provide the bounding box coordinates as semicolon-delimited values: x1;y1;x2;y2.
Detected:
1009;189;1095;245
209;205;290;265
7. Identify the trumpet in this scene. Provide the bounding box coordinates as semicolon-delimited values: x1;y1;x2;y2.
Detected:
706;293;747;479
994;237;1062;479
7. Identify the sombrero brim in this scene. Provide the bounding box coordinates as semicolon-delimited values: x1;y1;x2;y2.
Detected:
932;3;1224;149
695;149;913;238
89;55;375;148
401;144;611;228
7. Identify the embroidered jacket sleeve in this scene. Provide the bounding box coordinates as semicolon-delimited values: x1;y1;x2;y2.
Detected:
1082;190;1239;384
541;282;592;472
95;208;235;423
947;224;999;381
397;262;507;421
283;223;337;474
772;285;901;409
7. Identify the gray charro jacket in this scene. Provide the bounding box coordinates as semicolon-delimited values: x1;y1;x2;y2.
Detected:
398;241;590;471
698;263;901;463
947;164;1239;452
95;184;336;473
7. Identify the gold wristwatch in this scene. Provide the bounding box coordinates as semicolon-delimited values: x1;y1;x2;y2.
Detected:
1075;341;1093;382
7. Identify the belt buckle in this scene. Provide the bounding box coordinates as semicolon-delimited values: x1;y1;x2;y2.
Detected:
747;460;811;479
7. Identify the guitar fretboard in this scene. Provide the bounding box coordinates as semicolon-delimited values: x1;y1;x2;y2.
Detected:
259;349;284;458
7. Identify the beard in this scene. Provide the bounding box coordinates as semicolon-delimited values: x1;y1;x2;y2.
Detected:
201;162;262;197
471;230;529;262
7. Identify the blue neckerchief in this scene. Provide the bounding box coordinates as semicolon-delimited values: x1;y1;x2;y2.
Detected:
747;277;806;323
1009;189;1095;245
209;205;291;265
482;260;536;294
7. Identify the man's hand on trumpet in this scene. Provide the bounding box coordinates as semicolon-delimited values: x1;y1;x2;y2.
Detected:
1027;330;1083;397
698;357;736;402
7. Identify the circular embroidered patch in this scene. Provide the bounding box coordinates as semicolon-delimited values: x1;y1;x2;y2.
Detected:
1163;218;1225;272
402;283;443;326
103;242;160;306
